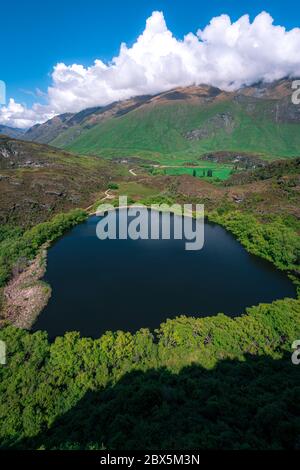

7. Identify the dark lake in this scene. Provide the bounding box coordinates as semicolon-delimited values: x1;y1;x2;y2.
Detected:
32;210;296;339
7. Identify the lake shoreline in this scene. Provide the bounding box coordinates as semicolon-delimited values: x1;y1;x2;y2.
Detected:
1;245;51;330
1;205;298;335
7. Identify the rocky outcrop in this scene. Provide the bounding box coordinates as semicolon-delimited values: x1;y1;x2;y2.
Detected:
185;113;235;141
0;135;51;169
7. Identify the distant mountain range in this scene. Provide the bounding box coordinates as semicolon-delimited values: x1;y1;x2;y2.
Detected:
2;79;300;161
0;125;26;139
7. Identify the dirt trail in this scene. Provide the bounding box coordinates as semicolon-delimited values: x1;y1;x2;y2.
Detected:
101;189;115;200
85;189;116;213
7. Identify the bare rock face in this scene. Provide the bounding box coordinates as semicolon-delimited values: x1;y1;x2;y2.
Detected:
185;113;235;141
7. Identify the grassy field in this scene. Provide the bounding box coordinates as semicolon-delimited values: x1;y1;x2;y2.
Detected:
113;181;159;200
60;100;300;162
157;164;233;181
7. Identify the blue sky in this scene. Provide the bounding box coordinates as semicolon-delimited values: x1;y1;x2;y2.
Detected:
1;0;300;106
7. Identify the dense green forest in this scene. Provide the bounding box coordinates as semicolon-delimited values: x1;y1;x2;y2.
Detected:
0;297;299;449
208;211;300;279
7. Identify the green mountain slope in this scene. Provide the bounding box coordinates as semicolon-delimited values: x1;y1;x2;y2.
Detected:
46;80;300;163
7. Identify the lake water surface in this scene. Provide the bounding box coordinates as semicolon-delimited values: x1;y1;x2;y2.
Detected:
32;210;296;338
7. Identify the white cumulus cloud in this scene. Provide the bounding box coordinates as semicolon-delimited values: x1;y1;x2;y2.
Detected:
0;99;55;129
1;10;300;129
